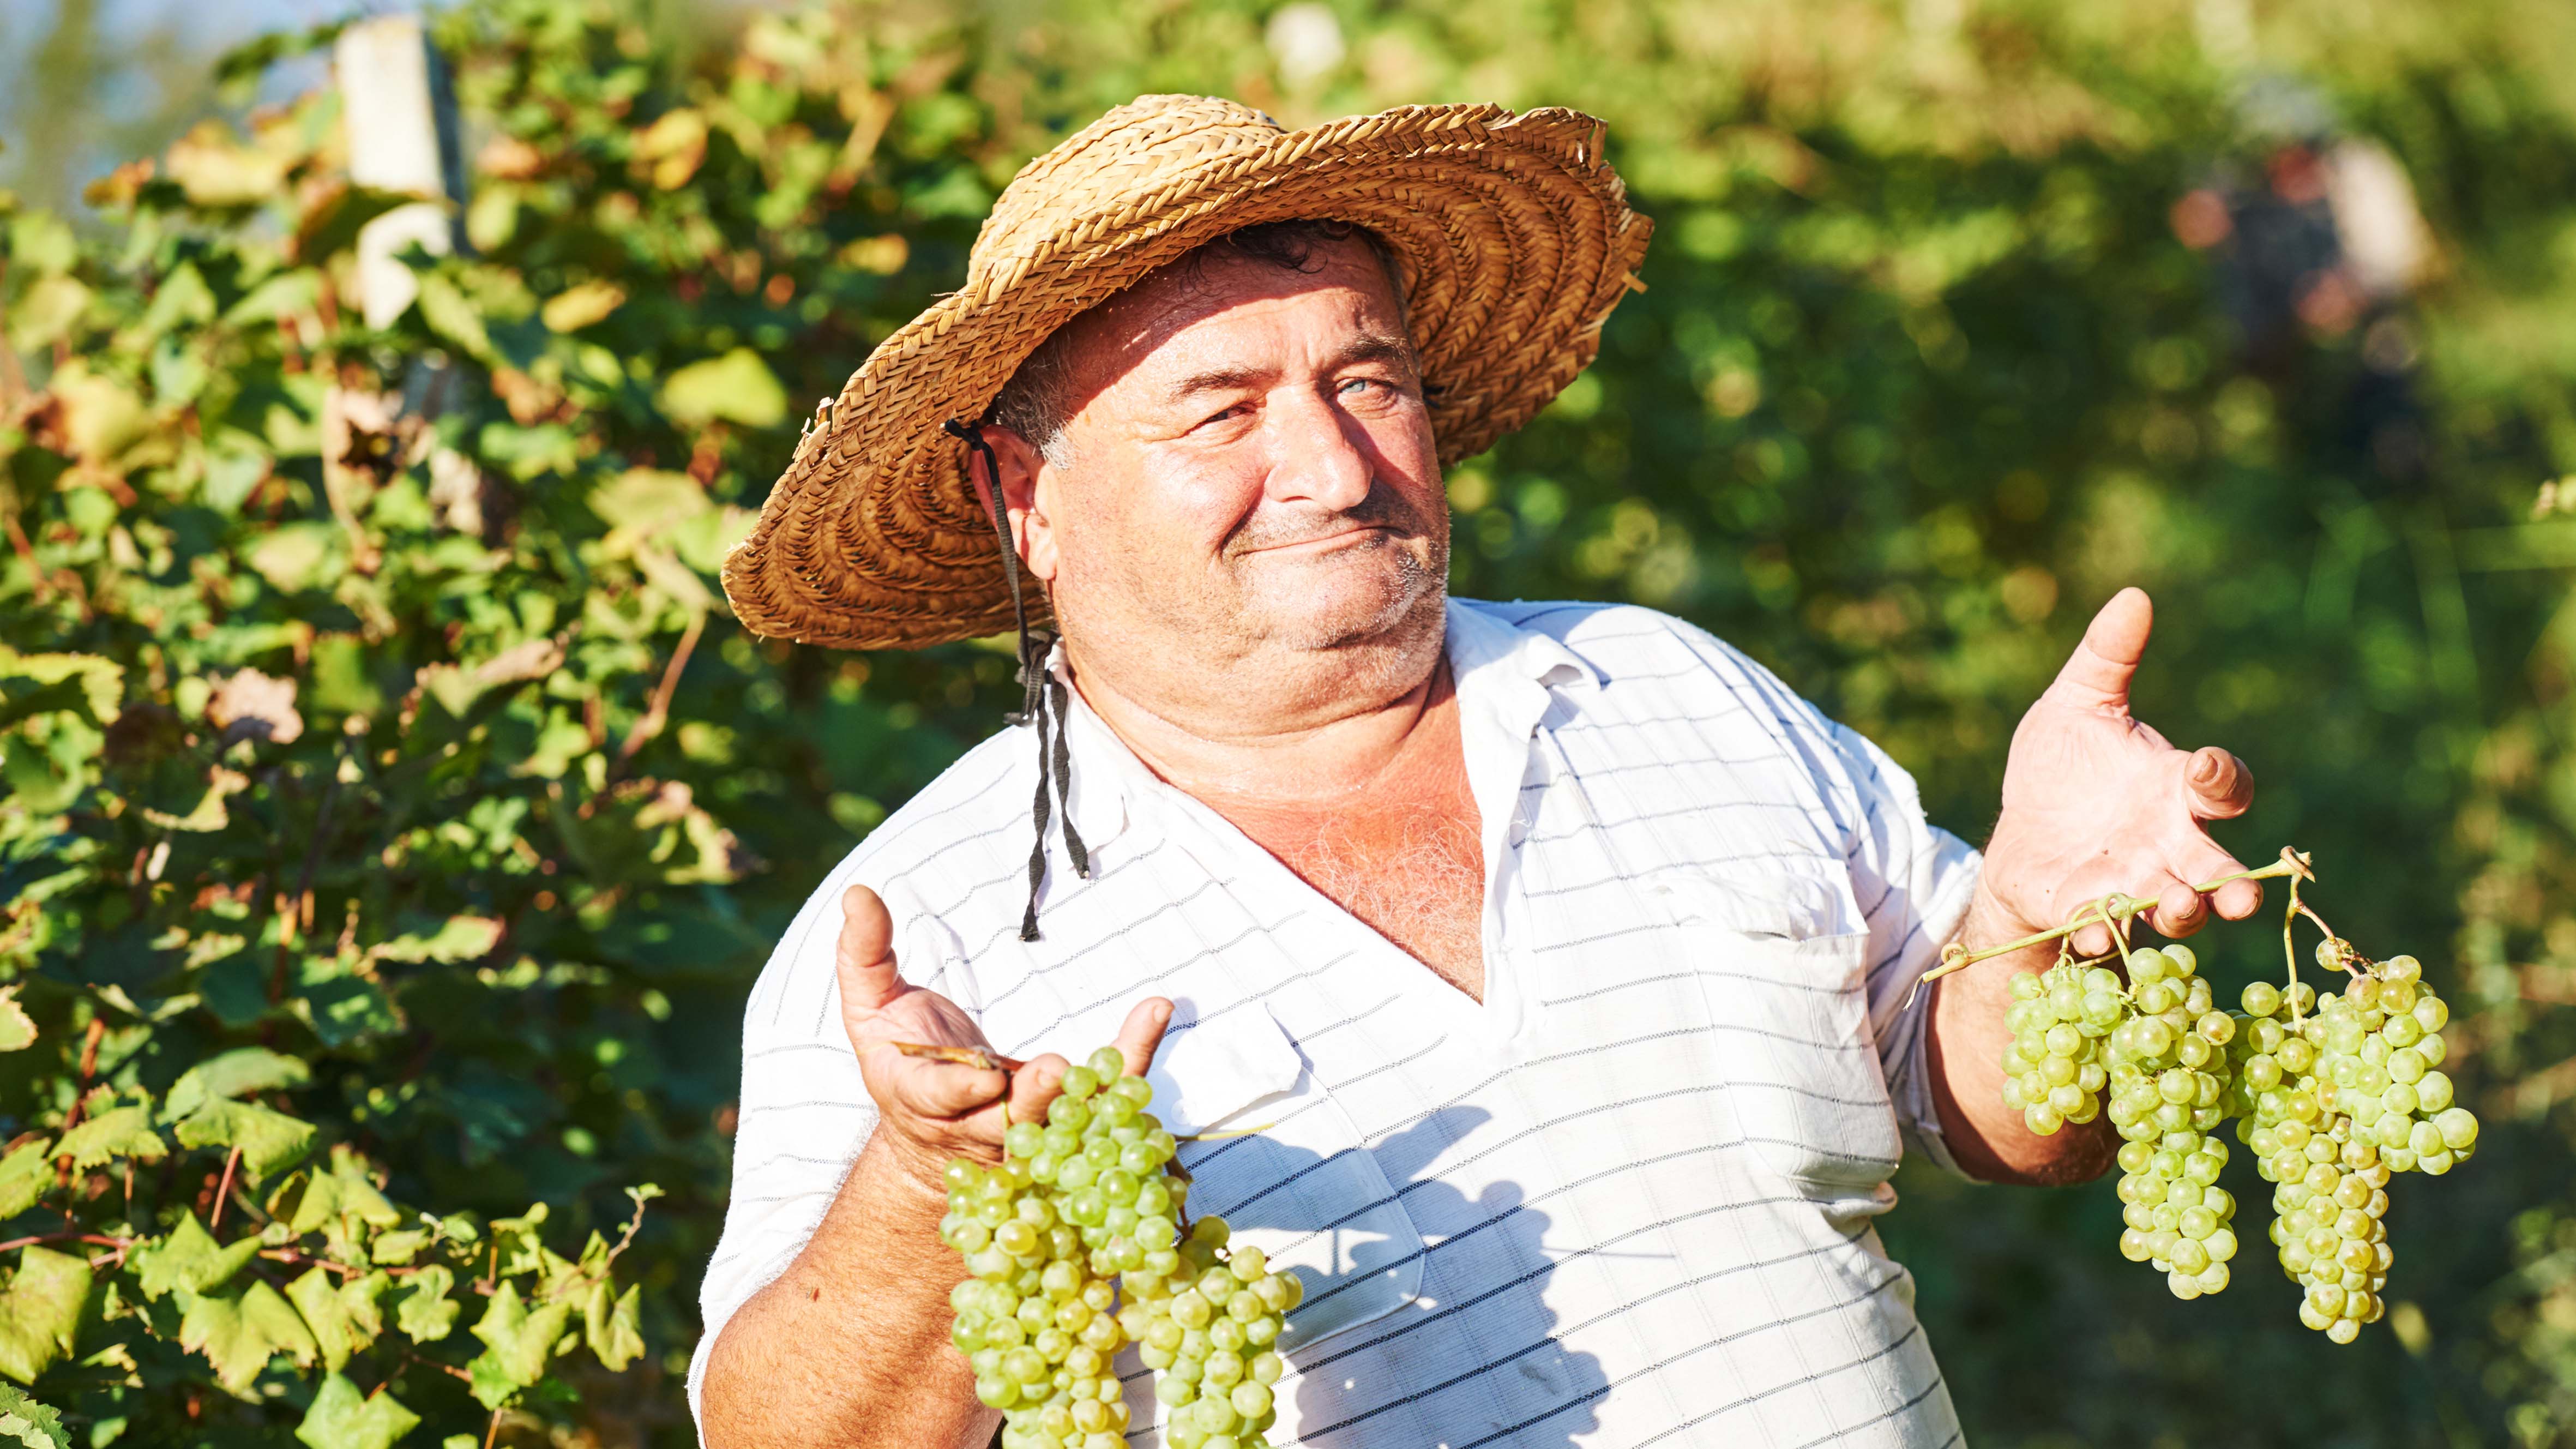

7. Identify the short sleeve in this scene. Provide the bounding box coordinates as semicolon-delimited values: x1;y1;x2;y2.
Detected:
1817;718;1982;1177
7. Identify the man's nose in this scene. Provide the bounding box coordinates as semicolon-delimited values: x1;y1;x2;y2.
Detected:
1263;389;1375;512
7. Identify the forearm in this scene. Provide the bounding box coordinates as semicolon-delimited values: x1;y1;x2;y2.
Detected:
1924;885;2116;1186
700;1132;995;1449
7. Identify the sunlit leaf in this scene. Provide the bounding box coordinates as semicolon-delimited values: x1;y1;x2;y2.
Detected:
179;1280;316;1392
293;1372;420;1449
129;1212;262;1301
164;1048;312;1121
49;1107;164;1172
0;1249;89;1385
174;1100;316;1180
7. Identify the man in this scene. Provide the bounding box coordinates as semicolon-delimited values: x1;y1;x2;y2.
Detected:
694;95;2260;1447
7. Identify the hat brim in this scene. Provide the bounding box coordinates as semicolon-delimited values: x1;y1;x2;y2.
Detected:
720;102;1653;651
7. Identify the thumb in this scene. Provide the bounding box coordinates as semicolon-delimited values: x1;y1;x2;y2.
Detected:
2044;586;2153;710
834;883;903;1013
1110;997;1177;1079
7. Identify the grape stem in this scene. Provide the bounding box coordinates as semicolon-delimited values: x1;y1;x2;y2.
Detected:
1916;847;2316;995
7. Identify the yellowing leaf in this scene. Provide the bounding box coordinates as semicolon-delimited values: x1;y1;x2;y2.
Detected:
632;109;708;190
658;348;786;429
293;1372;419;1449
174;1100;315;1180
369;917;503;965
0;994;32;1055
129;1212;261;1301
47;363;149;464
0;1249;89;1385
540;280;626;333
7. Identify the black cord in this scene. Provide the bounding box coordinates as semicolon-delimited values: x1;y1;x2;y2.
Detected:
942;419;1086;941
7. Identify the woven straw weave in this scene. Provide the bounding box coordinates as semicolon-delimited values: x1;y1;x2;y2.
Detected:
719;94;1653;651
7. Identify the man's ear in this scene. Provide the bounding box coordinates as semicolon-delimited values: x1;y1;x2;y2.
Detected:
974;426;1060;585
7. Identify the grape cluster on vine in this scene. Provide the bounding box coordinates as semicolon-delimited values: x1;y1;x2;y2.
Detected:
936;1046;1298;1448
1980;852;2484;1343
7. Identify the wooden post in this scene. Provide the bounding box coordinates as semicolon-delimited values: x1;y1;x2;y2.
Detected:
334;17;465;329
329;17;481;536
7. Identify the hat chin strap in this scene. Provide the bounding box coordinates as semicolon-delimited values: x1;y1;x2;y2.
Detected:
943;419;1090;942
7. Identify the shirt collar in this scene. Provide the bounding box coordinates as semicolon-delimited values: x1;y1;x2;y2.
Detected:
1043;598;1598;859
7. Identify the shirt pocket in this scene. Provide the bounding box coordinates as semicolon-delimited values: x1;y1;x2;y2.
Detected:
1146;1004;1424;1352
1660;872;1903;1207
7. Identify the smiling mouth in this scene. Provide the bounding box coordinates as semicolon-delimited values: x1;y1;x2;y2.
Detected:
1239;525;1396;557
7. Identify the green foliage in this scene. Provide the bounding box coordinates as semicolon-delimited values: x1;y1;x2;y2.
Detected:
2;0;2574;1443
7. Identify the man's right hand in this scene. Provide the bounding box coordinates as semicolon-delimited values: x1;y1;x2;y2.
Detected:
835;883;1175;1194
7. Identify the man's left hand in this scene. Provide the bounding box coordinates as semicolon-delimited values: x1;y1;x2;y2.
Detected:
1967;586;2262;961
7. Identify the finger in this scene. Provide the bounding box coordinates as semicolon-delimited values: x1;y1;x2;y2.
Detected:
1110;997;1177;1078
2211;876;2265;921
2183;747;2254;821
2072;920;2116;959
2147;877;2211;939
1008;1054;1071;1126
2043;587;2153;711
886;1059;1013;1122
834;883;902;1013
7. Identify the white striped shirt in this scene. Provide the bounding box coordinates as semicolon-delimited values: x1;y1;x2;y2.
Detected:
692;598;1982;1447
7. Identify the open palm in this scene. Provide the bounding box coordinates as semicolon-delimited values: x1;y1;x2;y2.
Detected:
1973;588;2262;958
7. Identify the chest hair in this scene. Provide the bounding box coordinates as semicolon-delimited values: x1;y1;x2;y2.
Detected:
1258;792;1487;1000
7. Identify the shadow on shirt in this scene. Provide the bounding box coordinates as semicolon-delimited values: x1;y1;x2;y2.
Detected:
1191;1105;1611;1449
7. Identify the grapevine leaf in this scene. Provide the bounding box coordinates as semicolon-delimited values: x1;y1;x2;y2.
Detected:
0;1144;53;1220
465;1349;519;1412
129;1212;261;1300
49;1107;164;1171
583;1280;643;1372
466;1280;568;1402
340;1270;390;1341
0;993;34;1054
285;1267;368;1372
280;1171;343;1237
326;1147;401;1229
392;1265;457;1344
368;1229;429;1266
178;1280;317;1391
0;1382;68;1449
0;1249;89;1385
293;1372;420;1449
163;1048;311;1121
368;916;502;965
658;347;786;429
174;1100;315;1180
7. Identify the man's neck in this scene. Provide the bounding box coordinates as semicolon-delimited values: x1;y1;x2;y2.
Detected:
1064;626;1448;813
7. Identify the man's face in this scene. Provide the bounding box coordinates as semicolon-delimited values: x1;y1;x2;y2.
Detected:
1006;237;1448;682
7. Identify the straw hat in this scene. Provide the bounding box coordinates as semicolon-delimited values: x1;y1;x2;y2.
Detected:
720;93;1653;651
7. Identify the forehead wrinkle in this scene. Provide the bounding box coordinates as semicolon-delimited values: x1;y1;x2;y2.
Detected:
1056;243;1407;420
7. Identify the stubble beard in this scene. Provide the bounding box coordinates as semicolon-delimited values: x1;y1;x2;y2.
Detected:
1053;496;1452;722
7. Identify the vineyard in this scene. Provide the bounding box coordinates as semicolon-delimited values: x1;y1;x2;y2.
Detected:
4;0;2576;1444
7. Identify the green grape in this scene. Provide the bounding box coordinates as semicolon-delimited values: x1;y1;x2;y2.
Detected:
941;1041;1292;1443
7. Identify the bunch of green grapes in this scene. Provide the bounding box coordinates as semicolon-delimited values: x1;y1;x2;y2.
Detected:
2307;954;2480;1175
1993;891;2487;1342
2101;946;2242;1298
938;1045;1302;1448
1122;1217;1300;1449
2000;960;2121;1134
